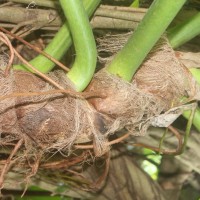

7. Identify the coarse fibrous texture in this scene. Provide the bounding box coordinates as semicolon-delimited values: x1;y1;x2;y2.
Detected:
0;70;111;157
89;37;198;130
0;37;198;190
87;69;165;135
97;35;197;107
134;38;196;109
0;69;165;159
0;38;197;156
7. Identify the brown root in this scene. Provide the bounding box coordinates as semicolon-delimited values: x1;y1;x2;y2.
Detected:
0;139;23;189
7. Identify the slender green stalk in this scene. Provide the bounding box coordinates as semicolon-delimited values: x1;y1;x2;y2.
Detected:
13;0;100;74
13;24;70;73
106;0;186;81
59;0;97;91
183;107;200;132
168;12;200;49
182;68;200;132
182;106;197;152
158;128;167;154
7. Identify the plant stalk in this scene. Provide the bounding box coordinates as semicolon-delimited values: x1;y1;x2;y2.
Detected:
14;0;100;75
168;12;200;49
106;0;186;81
182;68;200;132
183;108;200;132
59;0;97;92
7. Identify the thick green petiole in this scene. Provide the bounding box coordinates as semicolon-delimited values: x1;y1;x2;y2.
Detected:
168;12;200;49
13;0;100;75
106;0;186;81
60;0;97;92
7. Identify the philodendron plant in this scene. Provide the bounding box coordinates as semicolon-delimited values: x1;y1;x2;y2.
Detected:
1;0;200;192
13;0;200;145
14;0;100;90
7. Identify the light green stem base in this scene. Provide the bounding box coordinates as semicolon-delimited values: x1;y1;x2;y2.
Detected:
168;12;200;49
60;0;97;92
13;0;100;75
106;0;186;81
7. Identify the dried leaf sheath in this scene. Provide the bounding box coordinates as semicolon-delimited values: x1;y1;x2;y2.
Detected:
0;37;198;191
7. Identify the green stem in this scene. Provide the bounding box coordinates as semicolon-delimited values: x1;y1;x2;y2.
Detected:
189;68;200;84
106;0;186;81
168;12;200;49
182;106;197;152
182;68;200;132
13;0;100;74
183;108;200;132
60;0;97;92
158;128;167;154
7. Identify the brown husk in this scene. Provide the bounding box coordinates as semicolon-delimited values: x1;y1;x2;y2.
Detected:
0;37;198;191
